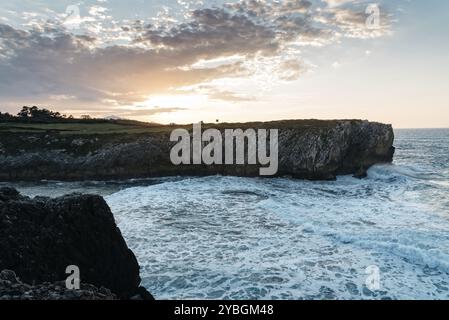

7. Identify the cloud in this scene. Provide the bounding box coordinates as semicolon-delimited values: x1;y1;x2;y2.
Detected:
134;7;281;57
0;0;392;114
106;107;186;118
276;59;304;81
0;23;247;105
185;85;255;102
327;5;391;38
322;0;355;8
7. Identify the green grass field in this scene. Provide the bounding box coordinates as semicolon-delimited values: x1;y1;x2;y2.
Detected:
0;122;171;135
0;119;351;135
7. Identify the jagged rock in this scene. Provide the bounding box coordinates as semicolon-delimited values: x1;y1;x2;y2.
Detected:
0;120;394;181
0;270;117;300
0;188;154;300
276;120;395;179
71;138;87;147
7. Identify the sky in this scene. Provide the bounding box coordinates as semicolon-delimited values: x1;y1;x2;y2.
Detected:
0;0;448;128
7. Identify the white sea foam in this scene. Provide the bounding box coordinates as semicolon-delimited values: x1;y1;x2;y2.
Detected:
105;166;449;300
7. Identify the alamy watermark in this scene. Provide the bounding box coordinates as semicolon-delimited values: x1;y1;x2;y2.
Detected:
365;265;381;291
366;4;381;29
170;123;279;176
65;265;80;290
63;5;81;31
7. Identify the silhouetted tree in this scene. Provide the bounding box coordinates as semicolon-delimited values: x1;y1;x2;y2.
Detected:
0;112;14;121
2;106;93;123
17;106;64;121
17;106;31;118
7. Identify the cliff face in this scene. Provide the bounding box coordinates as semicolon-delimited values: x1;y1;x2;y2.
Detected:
0;120;394;181
0;187;153;300
278;120;395;179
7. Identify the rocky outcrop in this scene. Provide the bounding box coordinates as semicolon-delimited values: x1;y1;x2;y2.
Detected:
0;120;394;181
0;270;117;300
0;187;153;300
277;120;395;179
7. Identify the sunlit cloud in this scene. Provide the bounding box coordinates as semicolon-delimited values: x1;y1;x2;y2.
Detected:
0;0;393;121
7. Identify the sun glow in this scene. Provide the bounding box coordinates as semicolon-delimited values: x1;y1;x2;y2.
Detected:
143;94;209;109
138;94;214;124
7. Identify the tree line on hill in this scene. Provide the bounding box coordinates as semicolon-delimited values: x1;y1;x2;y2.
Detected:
0;106;98;123
0;106;161;127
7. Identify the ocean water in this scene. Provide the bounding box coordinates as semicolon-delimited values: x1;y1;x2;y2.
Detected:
4;129;449;300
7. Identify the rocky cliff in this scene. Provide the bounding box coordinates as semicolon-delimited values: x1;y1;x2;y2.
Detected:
0;120;394;181
0;270;117;300
0;187;153;300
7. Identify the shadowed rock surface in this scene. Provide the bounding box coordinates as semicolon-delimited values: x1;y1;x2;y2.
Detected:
0;119;394;181
0;270;117;300
0;187;154;300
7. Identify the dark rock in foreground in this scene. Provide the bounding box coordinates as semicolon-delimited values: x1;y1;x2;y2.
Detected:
0;270;117;300
0;119;394;181
0;187;153;300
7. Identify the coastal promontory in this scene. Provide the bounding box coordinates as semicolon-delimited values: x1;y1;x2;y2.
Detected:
0;119;395;181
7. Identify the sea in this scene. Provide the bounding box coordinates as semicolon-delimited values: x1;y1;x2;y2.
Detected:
3;129;449;300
